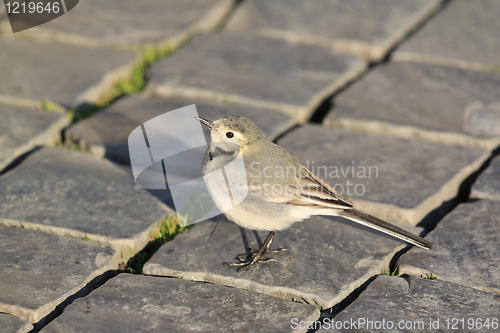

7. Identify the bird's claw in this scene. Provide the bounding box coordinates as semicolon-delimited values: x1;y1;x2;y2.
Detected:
235;247;289;261
224;258;278;270
267;248;289;255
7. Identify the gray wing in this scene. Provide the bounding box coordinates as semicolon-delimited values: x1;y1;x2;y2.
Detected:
248;163;354;210
292;164;354;209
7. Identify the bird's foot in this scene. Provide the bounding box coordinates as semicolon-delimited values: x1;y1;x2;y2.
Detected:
234;247;288;262
225;247;289;271
224;257;278;270
224;231;286;271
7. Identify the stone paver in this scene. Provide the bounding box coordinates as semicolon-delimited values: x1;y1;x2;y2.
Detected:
0;313;33;333
277;125;488;226
0;225;119;324
323;61;500;149
43;274;319;333
0;147;169;252
471;155;500;201
144;216;425;309
226;0;441;62
146;32;366;123
0;104;68;172
0;38;136;109
394;0;500;69
0;0;233;48
397;200;500;294
322;275;499;332
66;94;296;164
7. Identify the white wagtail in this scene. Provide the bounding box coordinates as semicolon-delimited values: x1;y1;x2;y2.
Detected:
197;115;432;269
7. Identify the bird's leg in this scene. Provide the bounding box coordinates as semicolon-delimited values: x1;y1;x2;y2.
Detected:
226;231;287;270
235;232;287;261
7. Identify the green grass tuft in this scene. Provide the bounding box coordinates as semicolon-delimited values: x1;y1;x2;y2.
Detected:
491;66;500;74
42;98;63;112
69;143;83;151
124;215;192;274
305;299;321;312
424;273;437;280
53;140;83;152
382;268;399;276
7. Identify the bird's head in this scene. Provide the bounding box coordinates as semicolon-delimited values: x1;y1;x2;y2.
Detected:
196;115;265;149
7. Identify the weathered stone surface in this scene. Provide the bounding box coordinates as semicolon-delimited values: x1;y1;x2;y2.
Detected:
227;0;441;62
397;200;500;293
0;313;33;333
0;225;118;323
147;32;365;123
463;102;500;137
395;0;500;69
471;156;500;201
43;274;319;333
66;94;296;164
0;38;135;109
277;125;488;226
1;0;233;47
322;275;499;332
0;104;68;172
323;62;500;149
0;147;169;250
144;216;426;309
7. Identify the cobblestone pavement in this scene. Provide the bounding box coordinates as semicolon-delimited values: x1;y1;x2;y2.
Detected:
1;1;499;332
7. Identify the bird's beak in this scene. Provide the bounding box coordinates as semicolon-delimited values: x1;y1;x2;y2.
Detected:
196;117;214;130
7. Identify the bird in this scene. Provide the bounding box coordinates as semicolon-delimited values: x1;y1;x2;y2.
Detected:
196;115;432;269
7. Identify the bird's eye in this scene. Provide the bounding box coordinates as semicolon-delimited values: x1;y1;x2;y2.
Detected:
226;132;234;138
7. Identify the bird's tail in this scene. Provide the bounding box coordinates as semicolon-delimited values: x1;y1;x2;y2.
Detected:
338;209;433;249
